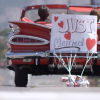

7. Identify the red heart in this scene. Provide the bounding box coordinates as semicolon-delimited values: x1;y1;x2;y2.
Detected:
86;38;96;50
64;32;71;40
58;21;63;28
54;16;58;22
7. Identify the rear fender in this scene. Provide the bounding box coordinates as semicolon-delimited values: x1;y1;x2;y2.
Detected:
8;21;51;40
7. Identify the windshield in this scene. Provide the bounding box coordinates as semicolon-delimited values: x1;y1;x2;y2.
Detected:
24;7;90;22
25;8;67;21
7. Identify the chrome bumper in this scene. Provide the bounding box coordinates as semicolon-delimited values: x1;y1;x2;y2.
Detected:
45;51;98;59
5;50;99;59
5;51;45;59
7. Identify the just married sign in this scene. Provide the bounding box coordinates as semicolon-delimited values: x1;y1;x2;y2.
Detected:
50;14;97;52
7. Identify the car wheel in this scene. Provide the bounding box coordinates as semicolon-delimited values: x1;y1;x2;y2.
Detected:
15;66;28;87
93;65;100;76
92;59;100;76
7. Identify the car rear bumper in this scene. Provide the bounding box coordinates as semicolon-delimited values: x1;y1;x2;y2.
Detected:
5;51;45;59
5;50;99;59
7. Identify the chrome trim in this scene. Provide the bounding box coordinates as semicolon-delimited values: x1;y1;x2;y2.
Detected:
45;51;98;59
11;28;15;33
35;58;38;65
9;35;49;45
46;55;97;59
5;50;99;60
97;26;100;30
5;51;45;59
97;52;100;59
46;51;98;54
98;41;100;45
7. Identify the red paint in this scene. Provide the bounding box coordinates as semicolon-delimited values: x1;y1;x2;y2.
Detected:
69;7;93;12
58;21;63;28
64;32;71;40
40;59;49;65
86;38;96;50
54;16;58;22
12;59;34;64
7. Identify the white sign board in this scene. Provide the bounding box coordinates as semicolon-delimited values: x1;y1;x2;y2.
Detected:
50;14;97;52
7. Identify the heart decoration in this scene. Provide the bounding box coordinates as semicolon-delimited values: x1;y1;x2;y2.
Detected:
58;21;63;28
54;16;58;22
86;38;96;50
64;32;71;40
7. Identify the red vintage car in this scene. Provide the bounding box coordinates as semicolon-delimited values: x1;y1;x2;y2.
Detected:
5;4;100;87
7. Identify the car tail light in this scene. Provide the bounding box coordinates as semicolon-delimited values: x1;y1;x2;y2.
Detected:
9;35;49;45
12;38;17;42
18;37;23;42
24;38;30;42
12;37;43;43
30;39;36;43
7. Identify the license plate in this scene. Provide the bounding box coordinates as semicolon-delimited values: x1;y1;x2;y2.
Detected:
23;59;32;62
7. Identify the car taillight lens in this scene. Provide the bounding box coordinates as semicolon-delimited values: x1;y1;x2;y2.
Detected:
12;37;43;43
30;39;36;43
31;39;42;43
9;35;49;45
18;37;23;42
24;38;30;42
12;38;17;42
